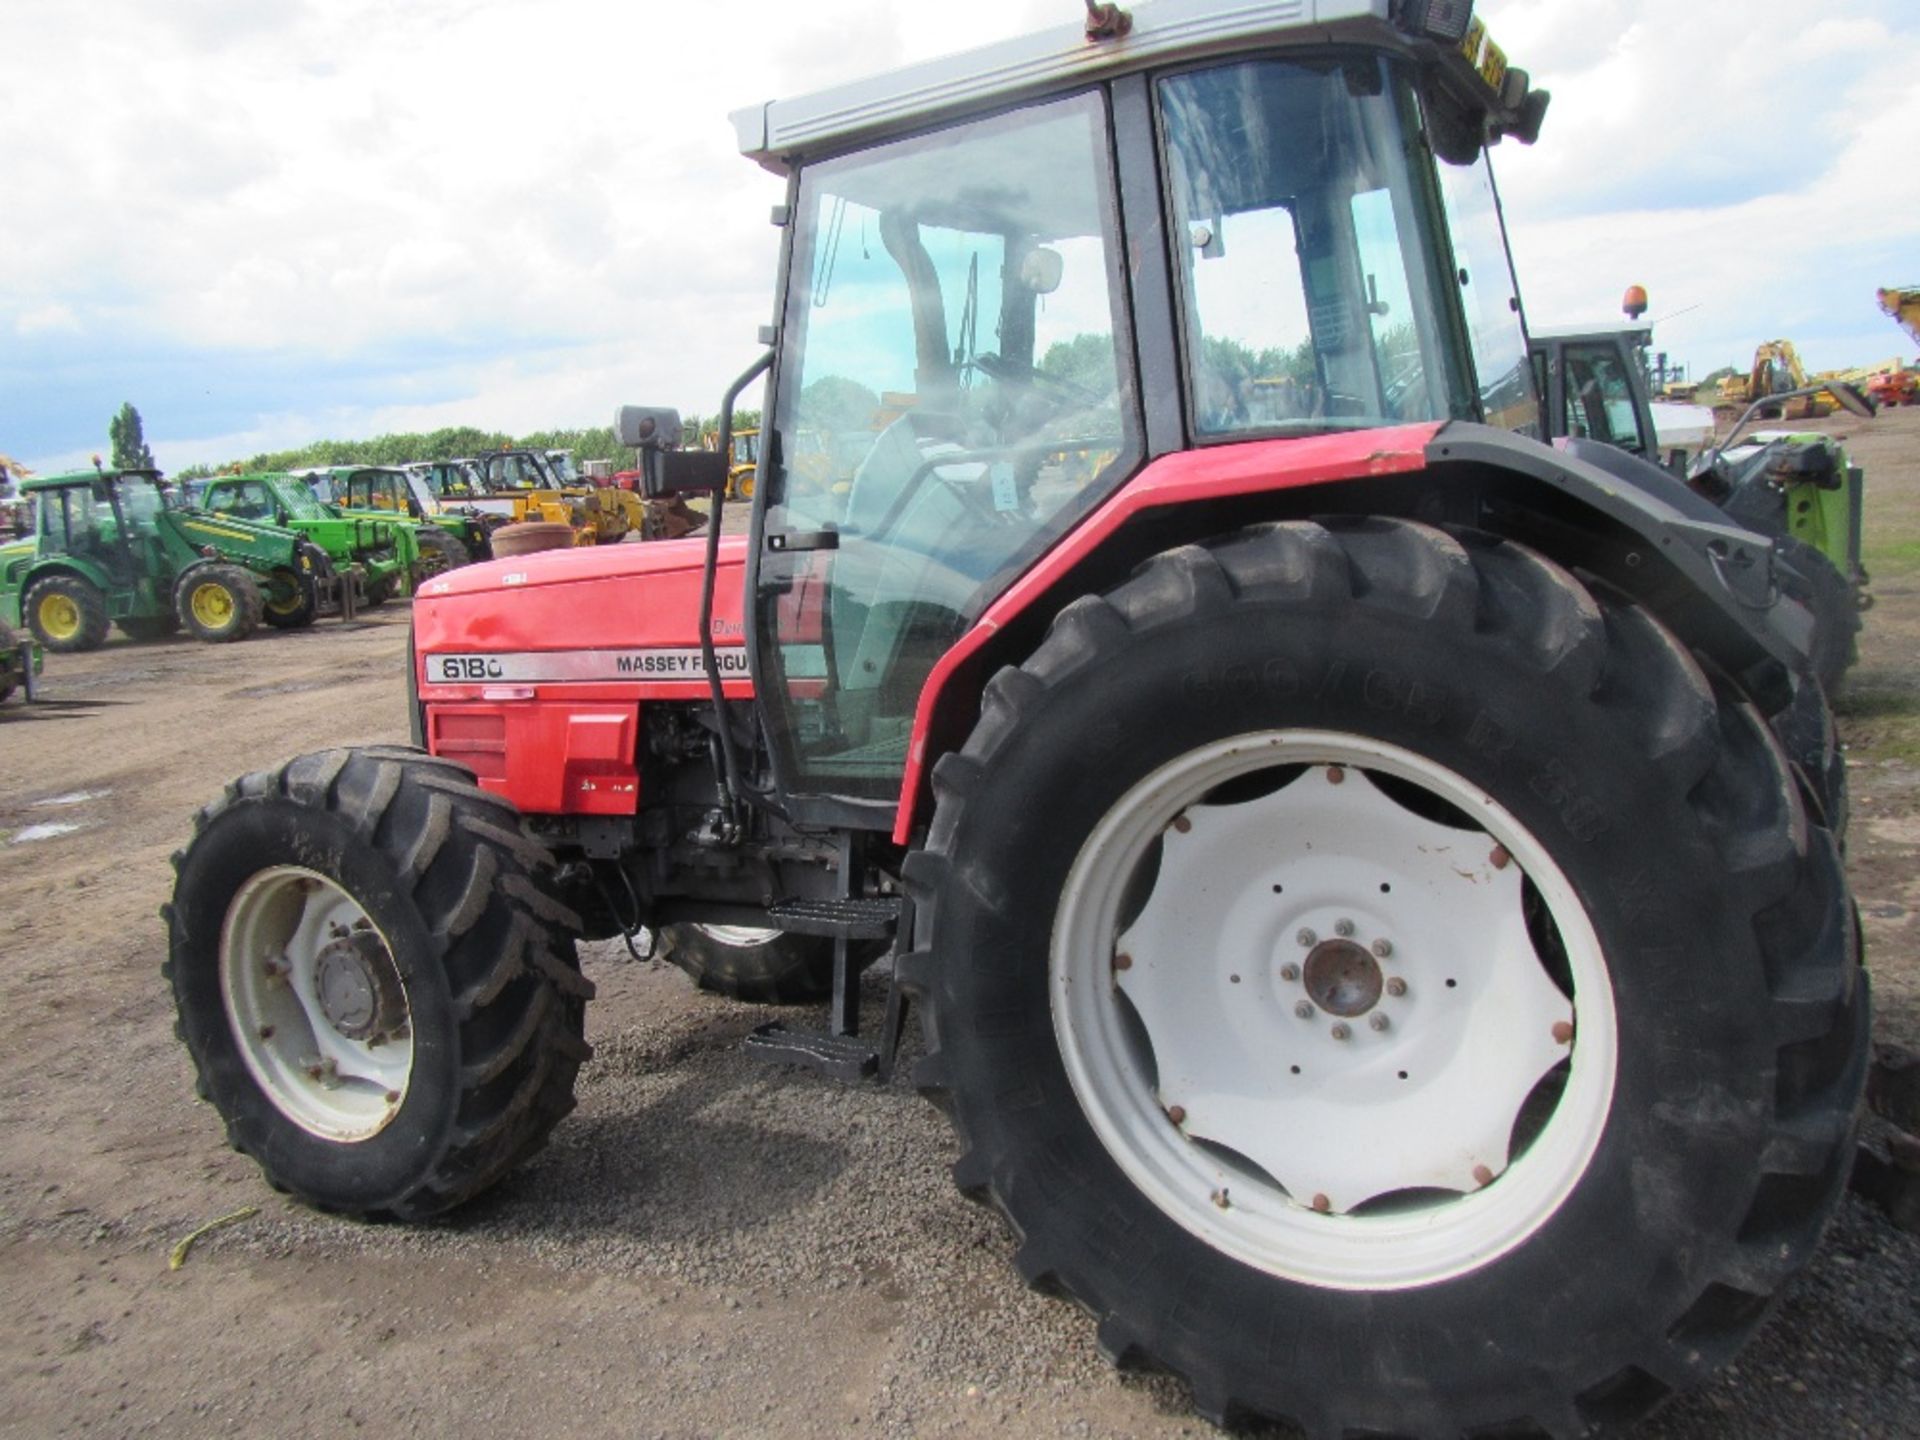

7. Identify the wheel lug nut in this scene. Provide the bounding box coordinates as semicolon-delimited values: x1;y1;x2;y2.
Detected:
1311;1193;1331;1213
1330;1023;1351;1041
1166;1105;1187;1126
1334;918;1355;938
1490;845;1511;870
1279;963;1300;983
1385;977;1408;998
1296;928;1316;948
1369;1013;1390;1032
1372;938;1393;959
1294;1001;1315;1020
1114;952;1133;972
1325;766;1345;785
1473;1164;1495;1188
1552;1021;1574;1044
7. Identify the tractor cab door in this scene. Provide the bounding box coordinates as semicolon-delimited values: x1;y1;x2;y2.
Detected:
752;89;1139;820
41;482;133;583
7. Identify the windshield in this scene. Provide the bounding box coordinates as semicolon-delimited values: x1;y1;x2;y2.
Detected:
115;478;171;534
272;479;328;521
762;88;1133;802
345;470;408;511
479;454;552;490
1160;57;1478;438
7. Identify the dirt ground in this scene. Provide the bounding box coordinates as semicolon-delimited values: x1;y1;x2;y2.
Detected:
2;412;1918;1438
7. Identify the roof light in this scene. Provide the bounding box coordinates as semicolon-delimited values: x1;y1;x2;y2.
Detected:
1395;0;1473;43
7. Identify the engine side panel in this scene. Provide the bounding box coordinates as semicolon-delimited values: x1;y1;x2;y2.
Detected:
413;536;754;816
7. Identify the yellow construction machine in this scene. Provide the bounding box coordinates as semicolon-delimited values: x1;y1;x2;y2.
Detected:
1719;340;1837;419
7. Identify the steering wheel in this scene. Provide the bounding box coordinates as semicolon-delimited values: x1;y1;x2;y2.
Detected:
970;352;1105;410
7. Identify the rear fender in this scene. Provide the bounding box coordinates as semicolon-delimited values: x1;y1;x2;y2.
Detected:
889;421;1804;844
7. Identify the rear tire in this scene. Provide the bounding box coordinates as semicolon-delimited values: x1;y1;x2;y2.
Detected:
164;746;593;1218
175;564;263;643
658;924;858;1005
24;574;109;652
904;519;1864;1436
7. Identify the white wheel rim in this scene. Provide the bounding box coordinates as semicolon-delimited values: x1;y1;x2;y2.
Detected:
1051;731;1616;1292
694;924;781;947
219;866;415;1142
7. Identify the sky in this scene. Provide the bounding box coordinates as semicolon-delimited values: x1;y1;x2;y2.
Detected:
3;0;1916;476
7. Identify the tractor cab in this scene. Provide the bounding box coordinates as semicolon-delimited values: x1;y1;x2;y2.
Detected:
735;6;1543;820
28;469;171;590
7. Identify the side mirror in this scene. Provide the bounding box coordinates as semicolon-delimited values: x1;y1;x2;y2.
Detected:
643;449;727;501
615;405;686;450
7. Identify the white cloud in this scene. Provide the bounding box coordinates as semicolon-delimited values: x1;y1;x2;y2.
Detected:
4;0;1915;468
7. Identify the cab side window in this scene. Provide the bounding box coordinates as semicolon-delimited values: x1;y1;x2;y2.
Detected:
1561;344;1646;456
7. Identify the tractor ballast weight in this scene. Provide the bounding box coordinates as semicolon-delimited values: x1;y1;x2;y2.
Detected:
168;5;1865;1435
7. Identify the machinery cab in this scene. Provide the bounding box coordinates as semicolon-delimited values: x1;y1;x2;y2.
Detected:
732;1;1546;825
27;470;172;590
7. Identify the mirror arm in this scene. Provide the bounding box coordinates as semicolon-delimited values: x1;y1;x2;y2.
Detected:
702;348;776;830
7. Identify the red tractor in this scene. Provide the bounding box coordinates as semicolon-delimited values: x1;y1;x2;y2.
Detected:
166;4;1864;1434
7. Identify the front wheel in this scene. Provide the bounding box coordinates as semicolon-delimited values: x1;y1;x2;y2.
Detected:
165;746;593;1217
413;526;469;578
659;924;870;1004
904;520;1865;1436
262;566;317;630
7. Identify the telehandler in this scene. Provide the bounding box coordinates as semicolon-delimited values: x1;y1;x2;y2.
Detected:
167;5;1864;1434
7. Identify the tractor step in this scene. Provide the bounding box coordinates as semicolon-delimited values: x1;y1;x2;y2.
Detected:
764;895;901;939
744;1022;879;1082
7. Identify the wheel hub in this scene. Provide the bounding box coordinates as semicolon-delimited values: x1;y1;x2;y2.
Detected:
313;932;405;1040
1301;938;1382;1017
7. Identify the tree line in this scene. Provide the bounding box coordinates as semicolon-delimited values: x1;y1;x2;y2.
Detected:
165;412;761;481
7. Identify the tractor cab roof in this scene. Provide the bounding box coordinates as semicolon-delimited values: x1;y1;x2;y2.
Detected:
1530;323;1655;347
733;0;1545;173
21;467;162;493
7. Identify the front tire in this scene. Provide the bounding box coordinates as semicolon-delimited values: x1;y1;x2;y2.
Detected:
414;527;470;577
904;520;1864;1436
262;565;318;630
659;924;852;1005
164;746;593;1218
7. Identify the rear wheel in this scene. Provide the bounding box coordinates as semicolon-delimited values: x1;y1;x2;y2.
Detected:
175;564;263;643
905;520;1864;1436
164;746;592;1217
24;574;109;652
659;924;862;1005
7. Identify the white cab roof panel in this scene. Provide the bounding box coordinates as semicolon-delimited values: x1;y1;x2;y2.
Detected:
733;0;1388;172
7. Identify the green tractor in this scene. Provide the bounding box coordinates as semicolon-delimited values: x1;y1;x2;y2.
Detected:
191;472;423;607
305;465;489;567
0;468;330;651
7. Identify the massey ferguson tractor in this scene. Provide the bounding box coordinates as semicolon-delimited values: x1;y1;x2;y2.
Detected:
166;3;1867;1434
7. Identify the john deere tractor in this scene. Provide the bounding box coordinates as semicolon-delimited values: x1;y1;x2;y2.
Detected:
0;468;332;649
192;472;421;609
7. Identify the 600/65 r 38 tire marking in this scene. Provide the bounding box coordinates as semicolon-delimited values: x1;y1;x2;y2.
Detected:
164;745;593;1219
901;518;1866;1437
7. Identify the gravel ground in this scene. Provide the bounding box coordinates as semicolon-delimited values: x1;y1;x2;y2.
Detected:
1;408;1917;1438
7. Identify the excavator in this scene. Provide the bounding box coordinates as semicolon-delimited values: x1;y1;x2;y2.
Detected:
1718;339;1837;419
1871;286;1920;405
